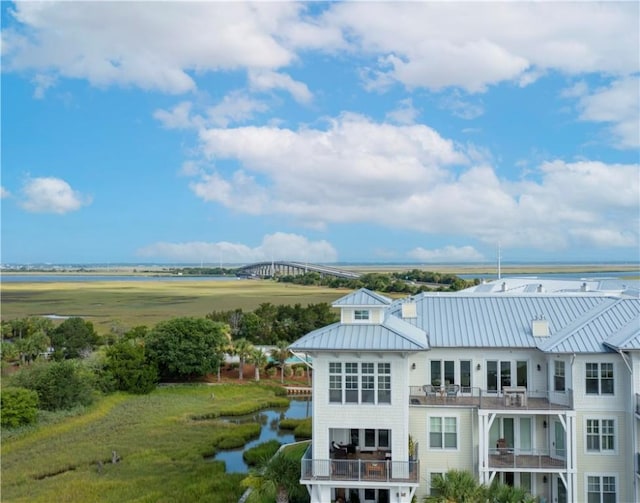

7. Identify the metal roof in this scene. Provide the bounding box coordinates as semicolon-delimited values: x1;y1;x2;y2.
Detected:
461;277;640;295
332;288;392;307
389;292;616;349
289;317;429;352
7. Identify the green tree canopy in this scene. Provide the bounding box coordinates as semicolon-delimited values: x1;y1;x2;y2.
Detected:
145;317;228;380
105;340;158;394
50;317;101;360
10;360;95;411
242;451;306;503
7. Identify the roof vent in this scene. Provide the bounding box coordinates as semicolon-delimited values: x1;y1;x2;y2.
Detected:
537;284;543;293
501;282;507;292
532;315;549;337
401;302;417;319
581;282;588;292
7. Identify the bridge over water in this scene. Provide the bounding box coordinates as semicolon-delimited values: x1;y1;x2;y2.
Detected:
235;261;361;280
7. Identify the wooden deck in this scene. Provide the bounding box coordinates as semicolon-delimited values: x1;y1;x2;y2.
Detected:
409;394;571;410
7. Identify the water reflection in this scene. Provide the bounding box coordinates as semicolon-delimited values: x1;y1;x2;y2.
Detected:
214;397;311;473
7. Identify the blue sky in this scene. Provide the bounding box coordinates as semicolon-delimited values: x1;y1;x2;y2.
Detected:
1;1;639;265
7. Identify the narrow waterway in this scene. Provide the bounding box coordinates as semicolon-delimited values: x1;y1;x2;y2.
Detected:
214;397;312;473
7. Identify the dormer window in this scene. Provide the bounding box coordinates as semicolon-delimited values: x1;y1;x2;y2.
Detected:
354;309;370;321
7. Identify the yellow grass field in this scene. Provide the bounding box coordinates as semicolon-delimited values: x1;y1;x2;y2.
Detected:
0;280;351;334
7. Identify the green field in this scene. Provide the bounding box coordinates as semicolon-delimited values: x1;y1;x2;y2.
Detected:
1;384;298;503
0;280;350;333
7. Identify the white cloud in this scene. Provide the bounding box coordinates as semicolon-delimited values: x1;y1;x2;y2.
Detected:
1;186;10;198
153;101;200;130
328;2;638;92
19;177;91;214
31;73;56;99
571;77;640;149
136;232;338;263
408;245;485;263
248;70;313;104
206;91;270;127
439;91;484;120
185;115;638;253
386;98;419;125
3;2;305;94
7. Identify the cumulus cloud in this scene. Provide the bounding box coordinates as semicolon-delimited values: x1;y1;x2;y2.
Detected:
569;76;640;149
183;115;638;253
136;232;338;263
408;245;485;263
328;2;638;92
19;177;91;214
3;2;305;93
248;70;313;104
386;98;420;125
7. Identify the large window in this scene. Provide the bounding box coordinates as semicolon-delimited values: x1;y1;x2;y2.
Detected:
554;360;566;392
429;416;457;449
587;475;616;503
329;361;391;404
586;363;614;395
586;419;615;452
430;359;456;385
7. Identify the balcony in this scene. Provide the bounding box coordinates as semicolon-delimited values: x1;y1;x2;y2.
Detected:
488;447;566;470
409;386;573;410
300;447;419;484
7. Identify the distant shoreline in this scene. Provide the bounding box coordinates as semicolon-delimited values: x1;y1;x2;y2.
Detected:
2;263;639;276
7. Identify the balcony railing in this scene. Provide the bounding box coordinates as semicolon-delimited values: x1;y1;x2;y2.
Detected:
488;448;566;470
409;386;573;410
301;458;419;484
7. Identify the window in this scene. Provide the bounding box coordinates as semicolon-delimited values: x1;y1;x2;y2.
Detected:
329;361;391;405
555;360;566;392
354;309;370;321
587;475;616;503
429;416;457;449
329;363;342;403
586;363;614;395
378;363;391;404
430;359;455;385
516;360;527;387
460;360;471;391
430;472;444;496
586;419;615;452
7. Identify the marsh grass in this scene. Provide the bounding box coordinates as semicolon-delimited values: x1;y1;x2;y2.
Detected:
0;280;349;333
1;384;293;502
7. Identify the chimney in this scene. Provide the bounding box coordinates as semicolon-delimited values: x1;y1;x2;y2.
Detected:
532;315;549;337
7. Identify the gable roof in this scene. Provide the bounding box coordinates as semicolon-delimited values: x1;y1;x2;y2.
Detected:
289;316;429;352
332;288;392;307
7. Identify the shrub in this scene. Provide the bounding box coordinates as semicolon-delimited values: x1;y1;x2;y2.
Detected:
10;360;95;411
105;340;158;394
1;387;39;428
243;439;281;466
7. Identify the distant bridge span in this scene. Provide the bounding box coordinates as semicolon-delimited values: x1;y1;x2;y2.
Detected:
236;261;361;280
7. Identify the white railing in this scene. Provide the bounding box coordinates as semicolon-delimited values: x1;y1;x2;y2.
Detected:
300;458;419;483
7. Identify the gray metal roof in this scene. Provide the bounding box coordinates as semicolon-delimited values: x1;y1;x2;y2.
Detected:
289;317;429;352
461;277;640;295
604;316;640;351
332;288;392;307
389;293;614;349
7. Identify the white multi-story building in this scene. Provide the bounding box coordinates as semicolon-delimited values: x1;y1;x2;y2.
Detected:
290;280;640;503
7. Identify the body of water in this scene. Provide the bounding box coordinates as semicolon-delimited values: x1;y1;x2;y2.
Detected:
214;397;312;473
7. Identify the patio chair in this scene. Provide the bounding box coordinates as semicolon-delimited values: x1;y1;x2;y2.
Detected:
422;384;437;398
445;384;459;400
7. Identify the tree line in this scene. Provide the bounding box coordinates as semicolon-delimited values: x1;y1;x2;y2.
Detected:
1;301;334;429
276;269;480;294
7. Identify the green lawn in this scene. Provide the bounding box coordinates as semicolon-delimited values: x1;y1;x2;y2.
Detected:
0;280;350;333
0;384;295;503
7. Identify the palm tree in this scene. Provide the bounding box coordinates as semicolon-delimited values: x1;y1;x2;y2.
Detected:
486;480;536;503
216;327;233;383
271;340;290;384
233;338;254;381
242;451;305;503
251;347;268;382
424;469;482;503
